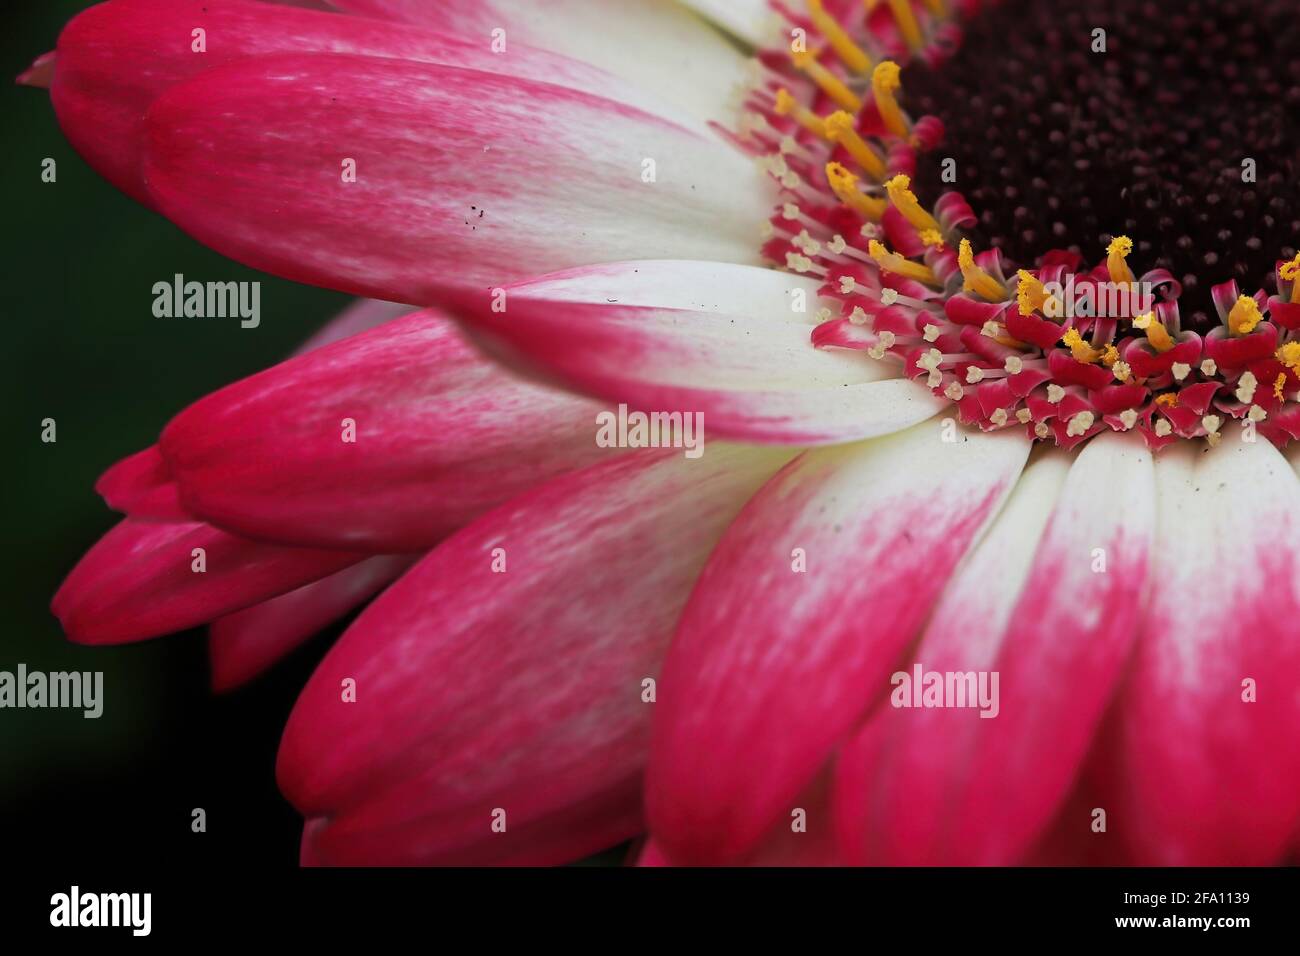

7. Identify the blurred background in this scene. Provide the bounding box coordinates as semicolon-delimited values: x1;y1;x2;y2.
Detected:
2;1;354;868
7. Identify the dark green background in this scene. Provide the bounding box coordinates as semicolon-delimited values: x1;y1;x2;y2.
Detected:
2;1;351;865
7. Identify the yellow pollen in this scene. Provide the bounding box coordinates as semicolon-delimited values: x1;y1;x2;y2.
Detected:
882;0;925;52
871;61;910;138
885;173;943;235
1278;342;1300;372
824;111;887;180
1155;393;1179;408
1134;311;1175;353
1227;294;1263;336
1275;373;1289;402
1062;328;1104;364
1016;269;1058;317
958;239;1008;302
774;88;827;138
1281;252;1300;299
919;229;945;250
826;162;888;220
792;50;862;112
869;239;939;285
1106;235;1135;285
806;0;873;74
1101;344;1120;367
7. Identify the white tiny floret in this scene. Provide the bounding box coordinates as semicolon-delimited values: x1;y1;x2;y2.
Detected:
966;366;985;384
880;288;899;306
1154;419;1173;437
839;275;857;294
1236;371;1258;404
1248;404;1268;422
827;234;847;255
1016;408;1033;424
944;382;965;401
1118;409;1139;430
1066;411;1095;437
1200;359;1218;376
923;324;941;342
918;348;943;371
1004;356;1024;374
785;252;813;273
848;306;869;326
1046;384;1066;404
990;408;1009;427
1172;362;1191;381
1201;414;1222;435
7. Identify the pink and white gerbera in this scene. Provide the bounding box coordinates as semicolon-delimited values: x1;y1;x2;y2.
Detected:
25;0;1300;866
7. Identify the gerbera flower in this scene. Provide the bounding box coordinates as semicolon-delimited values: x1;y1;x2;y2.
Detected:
25;0;1300;866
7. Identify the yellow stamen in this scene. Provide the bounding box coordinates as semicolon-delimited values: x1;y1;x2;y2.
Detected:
1107;235;1135;285
792;50;862;112
919;229;945;250
1278;342;1300;373
826;162;887;220
1101;344;1120;367
1154;393;1179;408
1062;328;1104;364
1016;269;1060;318
806;0;873;74
869;239;938;285
885;173;942;235
871;61;910;138
1280;253;1300;300
824;111;887;180
881;0;924;52
1275;373;1289;402
774;88;827;139
1227;294;1263;336
958;239;1008;302
1134;311;1175;353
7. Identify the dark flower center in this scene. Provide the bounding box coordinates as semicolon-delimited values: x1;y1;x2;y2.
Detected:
906;0;1300;328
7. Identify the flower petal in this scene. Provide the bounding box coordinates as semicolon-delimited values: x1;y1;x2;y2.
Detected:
278;444;794;865
95;446;188;521
160;310;612;552
208;554;416;691
330;0;750;122
677;0;778;48
292;298;411;355
44;0;668;205
448;260;946;445
52;518;365;645
1099;430;1300;864
645;424;1031;864
836;433;1156;865
141;52;768;302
